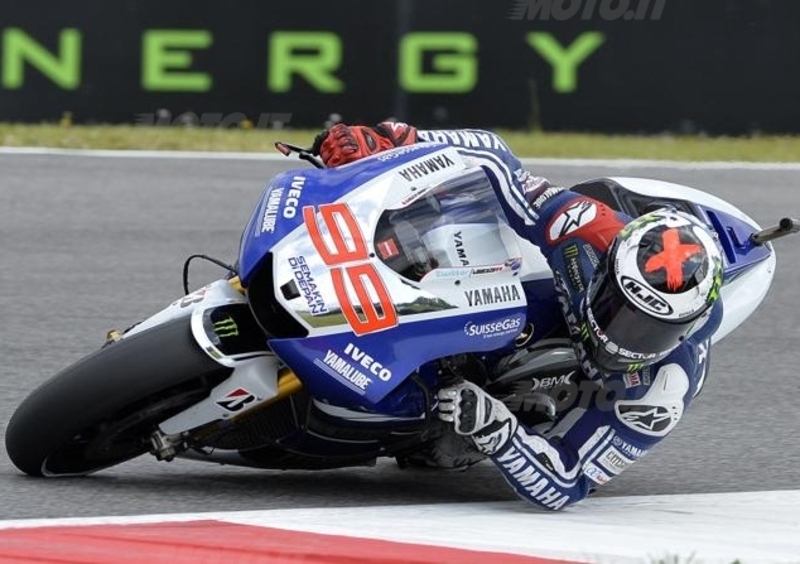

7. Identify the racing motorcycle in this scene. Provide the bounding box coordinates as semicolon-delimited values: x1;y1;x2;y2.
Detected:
5;142;798;477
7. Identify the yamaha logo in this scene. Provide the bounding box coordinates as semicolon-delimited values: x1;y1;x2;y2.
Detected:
620;276;673;316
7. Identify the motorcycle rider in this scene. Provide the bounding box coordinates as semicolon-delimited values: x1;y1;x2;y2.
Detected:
311;123;724;511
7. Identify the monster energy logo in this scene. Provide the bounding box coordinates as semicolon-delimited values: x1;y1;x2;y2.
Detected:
707;258;723;304
213;316;239;338
619;213;662;240
564;244;579;258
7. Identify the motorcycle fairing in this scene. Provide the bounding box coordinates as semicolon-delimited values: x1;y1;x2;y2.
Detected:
237;157;778;413
700;206;772;278
191;303;272;366
269;309;527;409
158;350;282;435
124;279;245;339
236;145;530;410
572;177;772;277
156;301;282;435
572;176;776;344
239;143;458;285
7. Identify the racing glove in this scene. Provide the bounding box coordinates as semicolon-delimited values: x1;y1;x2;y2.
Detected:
437;381;519;456
312;122;418;167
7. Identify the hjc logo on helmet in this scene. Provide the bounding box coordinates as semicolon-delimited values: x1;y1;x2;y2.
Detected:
619;276;673;316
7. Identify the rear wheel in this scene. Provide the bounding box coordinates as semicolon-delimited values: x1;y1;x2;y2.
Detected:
5;318;231;477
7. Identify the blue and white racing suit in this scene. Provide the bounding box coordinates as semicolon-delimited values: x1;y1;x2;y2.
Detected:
418;129;722;511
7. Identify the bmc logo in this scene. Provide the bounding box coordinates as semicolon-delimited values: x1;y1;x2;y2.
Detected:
304;203;398;335
620;276;673;316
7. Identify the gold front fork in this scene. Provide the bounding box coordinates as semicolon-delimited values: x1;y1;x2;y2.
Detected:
228;276;245;294
274;367;304;401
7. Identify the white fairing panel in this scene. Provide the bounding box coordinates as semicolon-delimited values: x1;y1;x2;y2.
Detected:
517;237;553;282
712;246;775;344
123;279;246;338
608;177;757;223
158;354;281;435
609;177;776;344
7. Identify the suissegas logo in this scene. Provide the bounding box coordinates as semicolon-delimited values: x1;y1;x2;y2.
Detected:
464;316;523;339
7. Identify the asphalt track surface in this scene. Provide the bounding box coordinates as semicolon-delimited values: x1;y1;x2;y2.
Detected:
0;153;798;520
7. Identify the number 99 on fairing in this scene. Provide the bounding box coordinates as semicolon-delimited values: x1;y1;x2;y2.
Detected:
303;203;398;335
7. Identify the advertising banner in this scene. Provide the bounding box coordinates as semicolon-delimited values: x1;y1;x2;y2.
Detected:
0;0;796;133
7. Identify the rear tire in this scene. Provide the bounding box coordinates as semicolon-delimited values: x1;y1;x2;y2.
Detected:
5;318;231;477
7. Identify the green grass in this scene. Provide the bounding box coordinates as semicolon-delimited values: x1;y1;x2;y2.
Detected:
499;131;800;162
2;123;800;162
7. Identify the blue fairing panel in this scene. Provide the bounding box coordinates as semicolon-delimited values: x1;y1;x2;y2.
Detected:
269;308;527;411
699;206;772;279
239;144;450;285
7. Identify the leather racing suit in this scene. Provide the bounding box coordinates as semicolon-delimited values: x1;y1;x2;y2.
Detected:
416;129;722;510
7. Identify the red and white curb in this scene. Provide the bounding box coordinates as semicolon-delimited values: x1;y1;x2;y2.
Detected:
1;490;798;563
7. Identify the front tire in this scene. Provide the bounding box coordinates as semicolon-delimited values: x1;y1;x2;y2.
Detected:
5;318;231;477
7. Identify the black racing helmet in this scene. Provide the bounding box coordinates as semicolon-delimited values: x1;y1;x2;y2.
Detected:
581;209;723;373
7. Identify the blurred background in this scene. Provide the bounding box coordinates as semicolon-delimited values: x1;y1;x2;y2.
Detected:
1;0;800;531
0;0;796;135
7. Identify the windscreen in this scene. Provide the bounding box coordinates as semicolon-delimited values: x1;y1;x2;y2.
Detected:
373;168;518;281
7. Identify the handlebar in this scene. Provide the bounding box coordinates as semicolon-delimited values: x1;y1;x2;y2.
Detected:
274;142;325;169
751;217;800;245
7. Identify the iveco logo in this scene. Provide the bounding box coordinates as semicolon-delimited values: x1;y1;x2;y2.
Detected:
620;276;673;315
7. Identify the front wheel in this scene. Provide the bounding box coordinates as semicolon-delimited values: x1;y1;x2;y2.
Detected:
5;318;231;477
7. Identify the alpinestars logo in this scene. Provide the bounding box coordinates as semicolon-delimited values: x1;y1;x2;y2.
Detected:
616;405;673;435
473;419;514;455
213;316;239;338
548;200;598;242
